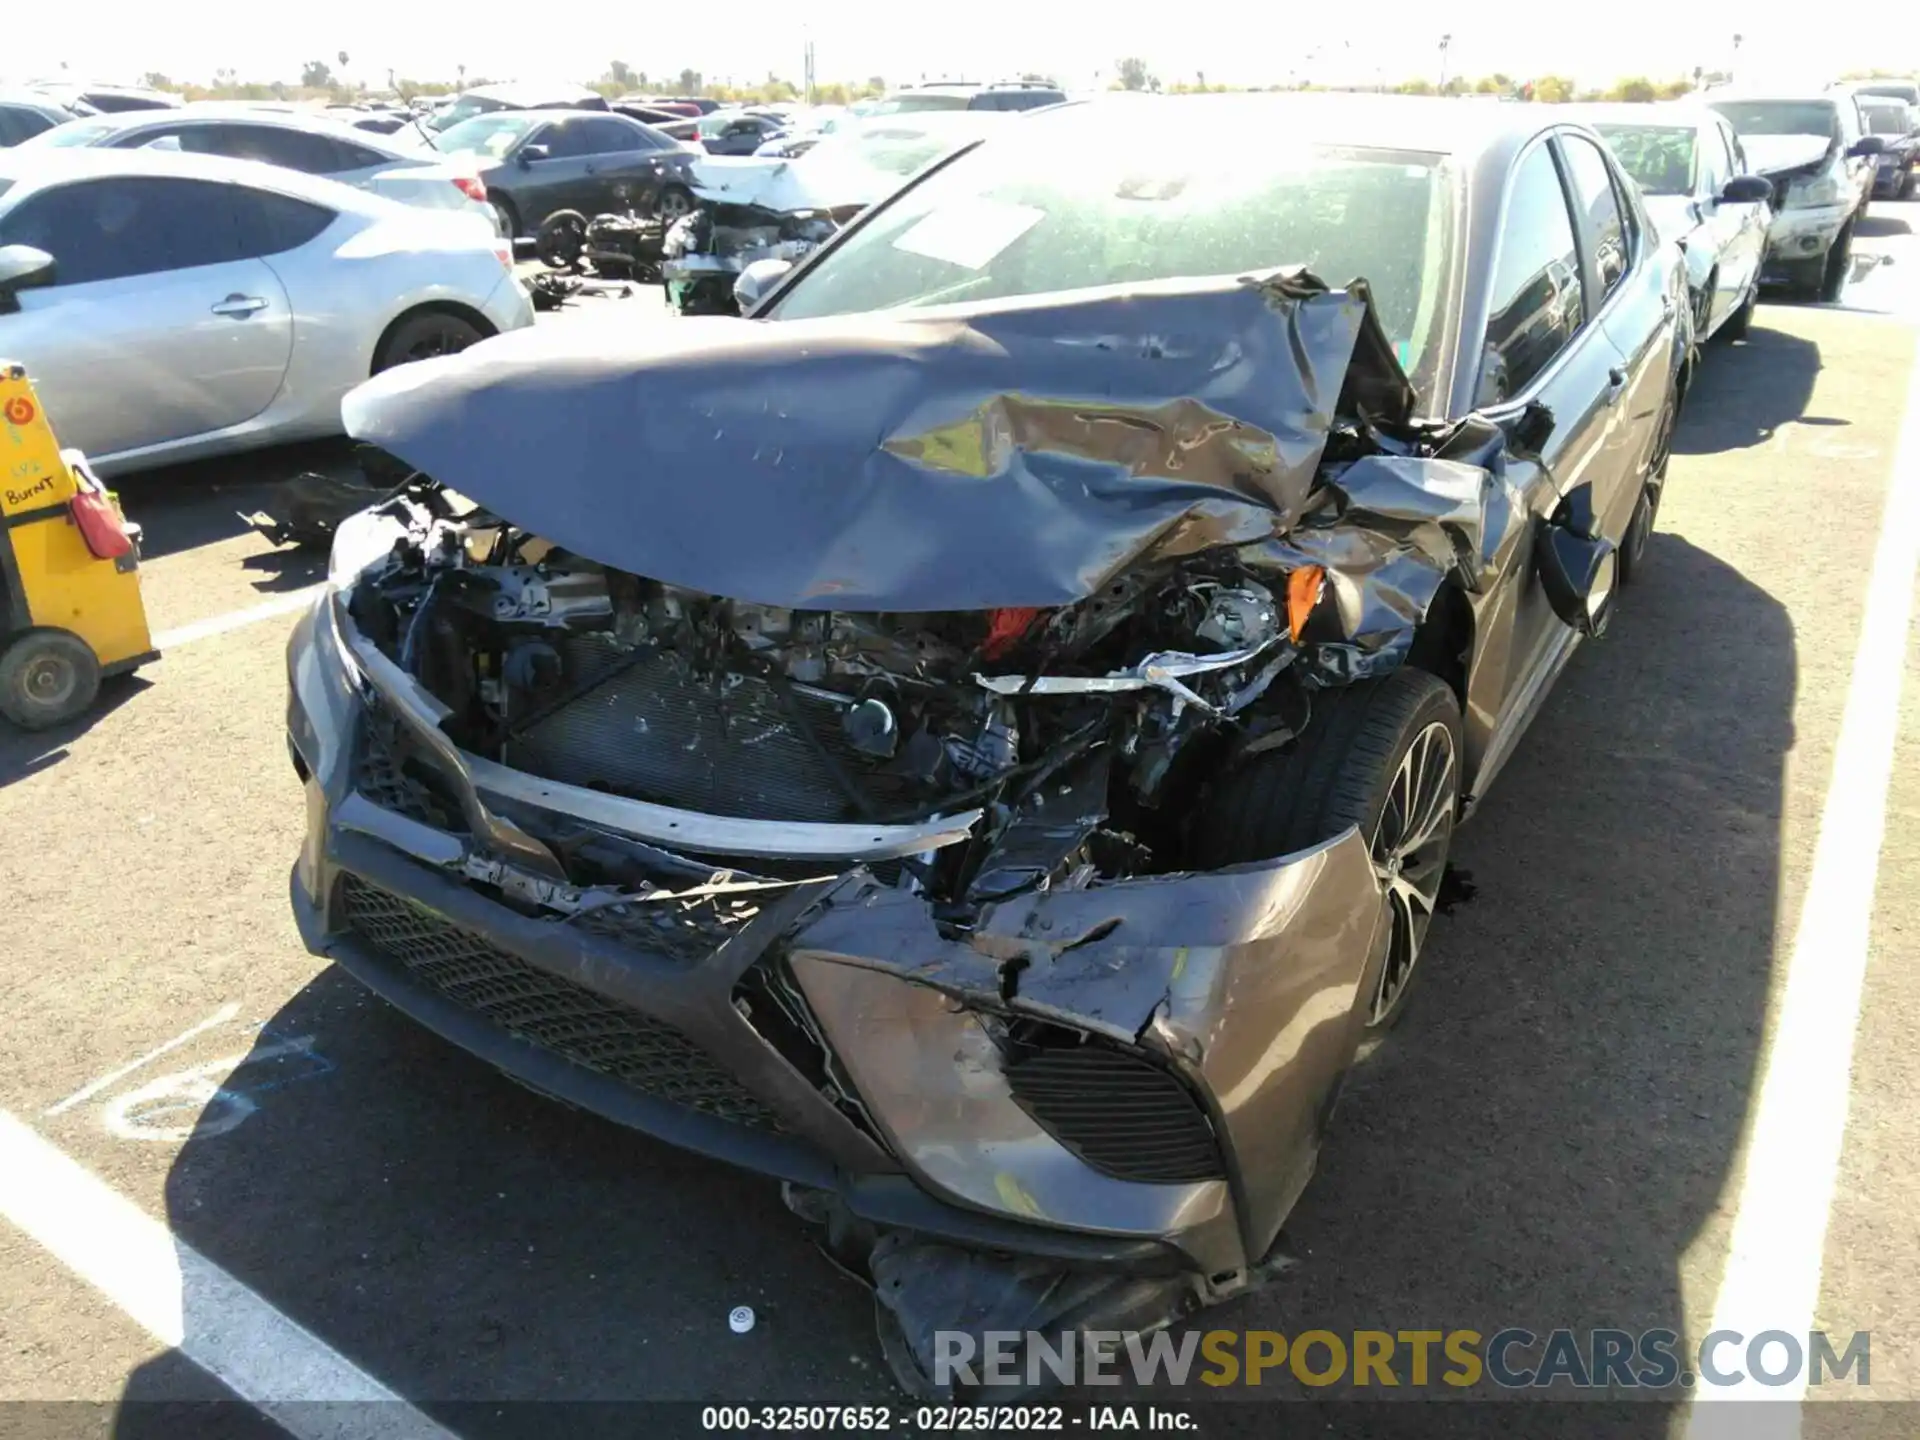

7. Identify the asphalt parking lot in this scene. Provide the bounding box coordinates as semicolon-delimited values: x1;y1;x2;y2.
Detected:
3;204;1920;1437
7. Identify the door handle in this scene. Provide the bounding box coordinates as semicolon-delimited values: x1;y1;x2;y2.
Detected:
1606;366;1628;403
211;295;268;318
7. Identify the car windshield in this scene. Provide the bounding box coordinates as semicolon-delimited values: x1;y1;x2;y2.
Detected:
429;94;510;133
866;93;974;115
771;112;1456;401
30;120;116;148
433;113;540;158
1861;101;1910;136
1710;100;1839;141
1594;124;1697;195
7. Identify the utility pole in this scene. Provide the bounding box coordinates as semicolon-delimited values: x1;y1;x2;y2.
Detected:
804;39;816;104
1438;33;1453;91
1730;32;1743;83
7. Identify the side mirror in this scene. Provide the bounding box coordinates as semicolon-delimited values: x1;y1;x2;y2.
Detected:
0;244;56;314
517;144;549;167
1850;135;1886;157
1720;173;1774;204
1535;483;1618;638
733;257;795;313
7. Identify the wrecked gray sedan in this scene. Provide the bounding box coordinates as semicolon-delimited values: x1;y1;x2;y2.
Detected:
285;95;1688;1393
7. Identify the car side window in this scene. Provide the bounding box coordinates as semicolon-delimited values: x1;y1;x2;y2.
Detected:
231;189;336;256
1559;134;1630;300
0;109;21;145
568;118;645;156
536;120;590;158
1477;142;1585;405
0;177;241;285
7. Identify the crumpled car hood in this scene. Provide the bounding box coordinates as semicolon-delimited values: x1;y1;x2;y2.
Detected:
1740;132;1833;178
686;154;884;212
342;271;1413;612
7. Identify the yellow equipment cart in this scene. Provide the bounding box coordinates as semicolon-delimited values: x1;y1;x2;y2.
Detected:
0;361;156;730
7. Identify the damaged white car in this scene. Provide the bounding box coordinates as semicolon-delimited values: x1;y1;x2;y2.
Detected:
285;95;1689;1393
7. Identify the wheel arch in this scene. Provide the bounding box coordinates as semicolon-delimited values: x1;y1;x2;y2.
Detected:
1405;579;1475;709
369;302;498;378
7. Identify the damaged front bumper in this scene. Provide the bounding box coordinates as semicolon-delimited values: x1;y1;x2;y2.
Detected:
288;585;1391;1361
1761;201;1851;273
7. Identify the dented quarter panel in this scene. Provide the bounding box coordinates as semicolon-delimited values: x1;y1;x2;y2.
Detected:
788;828;1386;1260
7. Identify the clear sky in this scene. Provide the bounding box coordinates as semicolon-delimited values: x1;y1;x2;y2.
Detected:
5;3;1916;95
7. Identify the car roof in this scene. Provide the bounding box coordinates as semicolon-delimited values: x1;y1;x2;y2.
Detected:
1704;88;1839;105
1558;102;1722;128
462;82;599;103
1052;91;1576;166
0;89;72;113
42;103;412;150
0;144;397;213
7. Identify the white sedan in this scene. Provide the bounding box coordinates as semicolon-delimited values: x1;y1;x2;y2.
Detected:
19;103;497;233
0;148;532;475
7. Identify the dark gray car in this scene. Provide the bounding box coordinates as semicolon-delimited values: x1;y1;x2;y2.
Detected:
433;110;697;236
286;92;1688;1395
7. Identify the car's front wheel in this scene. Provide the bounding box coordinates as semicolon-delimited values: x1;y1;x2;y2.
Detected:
1820;223;1855;303
1195;668;1462;1030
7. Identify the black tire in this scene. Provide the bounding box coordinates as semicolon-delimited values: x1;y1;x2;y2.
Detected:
1195;668;1462;1029
1819;224;1854;303
490;198;520;240
372;311;486;374
1720;280;1756;341
534;209;588;270
1902;170;1916;201
657;184;695;221
0;629;101;731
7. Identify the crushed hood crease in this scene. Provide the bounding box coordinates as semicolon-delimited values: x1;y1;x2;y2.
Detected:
342;270;1414;612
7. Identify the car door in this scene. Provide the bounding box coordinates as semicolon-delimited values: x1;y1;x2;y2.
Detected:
1712;120;1767;310
1557;130;1672;547
507;119;589;228
0;176;292;460
1467;136;1631;769
559;116;670;210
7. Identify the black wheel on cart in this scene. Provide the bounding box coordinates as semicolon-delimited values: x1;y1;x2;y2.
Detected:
0;628;100;731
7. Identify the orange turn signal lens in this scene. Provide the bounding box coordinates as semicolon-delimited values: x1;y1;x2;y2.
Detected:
1285;565;1325;643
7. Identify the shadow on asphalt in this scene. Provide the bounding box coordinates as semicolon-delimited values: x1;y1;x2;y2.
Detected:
0;673;150;789
111;440;360;562
110;522;1792;1436
1673;322;1822;455
1856;213;1912;239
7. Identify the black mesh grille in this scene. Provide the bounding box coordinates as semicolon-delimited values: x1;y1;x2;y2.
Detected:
339;875;786;1130
1004;1037;1224;1184
506;638;923;823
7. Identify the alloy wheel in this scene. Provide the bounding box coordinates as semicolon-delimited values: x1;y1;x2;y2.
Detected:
659;187;694;220
1367;720;1458;1026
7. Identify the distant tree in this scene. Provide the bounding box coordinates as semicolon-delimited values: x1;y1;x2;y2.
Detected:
1473;75;1501;93
300;60;333;89
608;60;636;90
1606;76;1657;103
1657;77;1694;99
866;75;887;96
140;71;173;91
1396;78;1435;95
677;67;702;96
1116;56;1152;91
1533;74;1576;103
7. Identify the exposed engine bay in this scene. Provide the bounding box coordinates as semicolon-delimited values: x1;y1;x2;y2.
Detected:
339;484;1330;908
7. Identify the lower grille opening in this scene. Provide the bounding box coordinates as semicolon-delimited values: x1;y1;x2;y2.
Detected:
338;874;786;1131
1001;1021;1225;1185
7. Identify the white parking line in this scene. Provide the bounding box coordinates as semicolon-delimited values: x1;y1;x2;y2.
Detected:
153;587;325;653
0;1110;458;1439
1688;335;1920;1428
43;1003;241;1117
